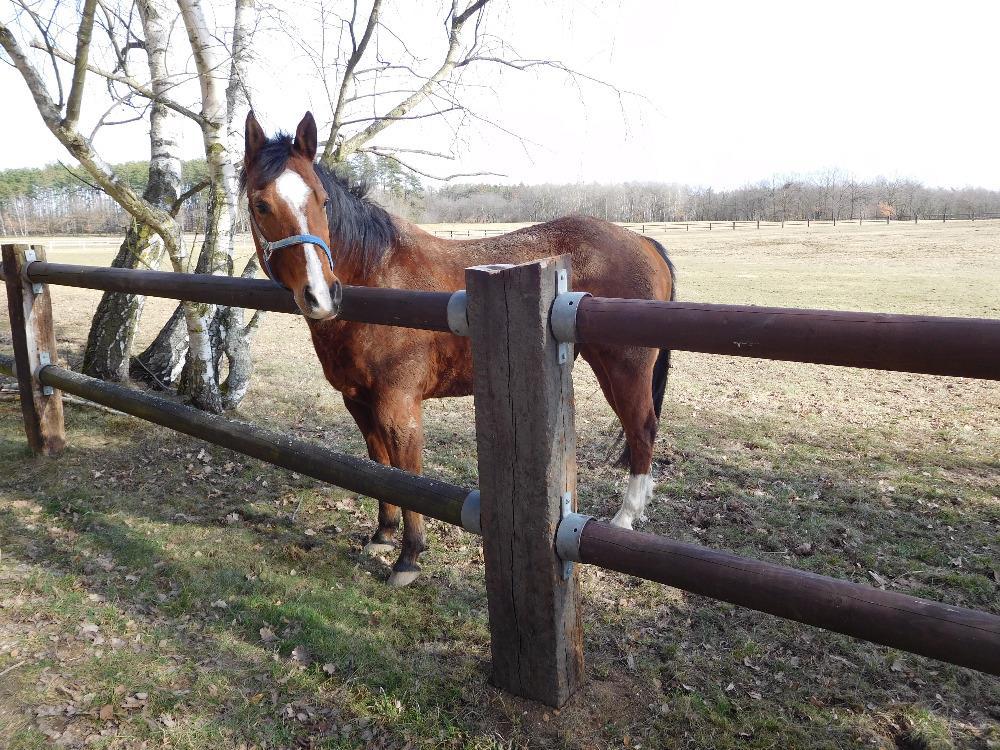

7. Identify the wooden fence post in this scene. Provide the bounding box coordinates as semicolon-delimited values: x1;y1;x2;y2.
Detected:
2;244;65;455
466;256;584;707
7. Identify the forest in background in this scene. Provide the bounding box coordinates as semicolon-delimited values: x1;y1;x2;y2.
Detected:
3;156;999;236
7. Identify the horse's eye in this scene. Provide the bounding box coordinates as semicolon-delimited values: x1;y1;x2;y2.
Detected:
254;201;269;215
323;197;330;208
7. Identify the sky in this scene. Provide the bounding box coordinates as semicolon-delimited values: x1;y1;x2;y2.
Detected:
2;0;999;189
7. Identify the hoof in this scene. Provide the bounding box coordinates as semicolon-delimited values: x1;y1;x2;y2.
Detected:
363;541;395;556
610;513;634;531
387;567;421;587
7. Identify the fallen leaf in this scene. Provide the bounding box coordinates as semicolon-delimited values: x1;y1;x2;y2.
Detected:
322;663;336;676
868;570;887;588
291;645;311;666
259;627;277;643
210;599;228;609
99;704;113;721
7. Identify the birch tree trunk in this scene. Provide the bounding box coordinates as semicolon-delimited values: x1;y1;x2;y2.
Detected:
83;0;181;380
82;225;167;380
215;0;260;409
140;0;257;410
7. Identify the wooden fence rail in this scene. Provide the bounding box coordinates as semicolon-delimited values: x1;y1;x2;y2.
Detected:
576;521;1000;675
568;298;1000;380
11;262;1000;379
35;361;475;528
2;243;999;710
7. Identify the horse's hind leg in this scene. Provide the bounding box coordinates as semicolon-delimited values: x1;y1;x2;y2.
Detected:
580;344;660;530
343;396;400;555
369;390;427;587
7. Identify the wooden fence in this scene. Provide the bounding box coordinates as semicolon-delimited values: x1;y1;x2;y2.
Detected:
2;242;999;708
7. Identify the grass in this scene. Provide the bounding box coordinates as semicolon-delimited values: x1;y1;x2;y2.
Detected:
1;221;998;748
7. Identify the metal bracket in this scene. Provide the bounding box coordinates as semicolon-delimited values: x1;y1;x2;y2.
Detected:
551;291;589;343
446;290;470;337
37;351;54;395
460;489;481;535
555;492;592;579
23;249;43;294
556;270;571;364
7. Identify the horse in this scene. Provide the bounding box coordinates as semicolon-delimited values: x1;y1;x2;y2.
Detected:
242;111;675;586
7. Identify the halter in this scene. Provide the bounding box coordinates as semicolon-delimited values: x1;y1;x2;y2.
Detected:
248;210;336;290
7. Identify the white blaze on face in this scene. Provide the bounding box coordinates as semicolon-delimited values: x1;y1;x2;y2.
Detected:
274;169;333;316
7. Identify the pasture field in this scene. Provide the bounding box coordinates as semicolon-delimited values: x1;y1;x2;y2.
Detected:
0;221;998;749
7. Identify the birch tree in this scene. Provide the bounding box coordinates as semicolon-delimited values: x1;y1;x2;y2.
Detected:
82;0;185;382
1;0;257;412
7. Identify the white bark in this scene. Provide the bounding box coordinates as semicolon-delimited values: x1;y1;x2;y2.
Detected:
177;0;259;410
0;25;180;259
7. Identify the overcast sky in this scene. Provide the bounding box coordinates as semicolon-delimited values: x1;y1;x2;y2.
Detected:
2;0;998;189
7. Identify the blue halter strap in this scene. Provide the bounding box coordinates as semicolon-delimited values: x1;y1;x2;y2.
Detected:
249;211;336;289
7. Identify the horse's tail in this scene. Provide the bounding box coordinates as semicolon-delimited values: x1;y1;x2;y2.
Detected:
616;237;676;467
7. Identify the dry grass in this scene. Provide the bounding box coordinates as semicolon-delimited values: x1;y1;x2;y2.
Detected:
0;221;998;749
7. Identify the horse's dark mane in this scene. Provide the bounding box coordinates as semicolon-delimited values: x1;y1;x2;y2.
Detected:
239;132;397;276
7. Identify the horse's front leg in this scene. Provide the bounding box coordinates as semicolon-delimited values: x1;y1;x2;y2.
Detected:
370;390;427;587
343;395;400;554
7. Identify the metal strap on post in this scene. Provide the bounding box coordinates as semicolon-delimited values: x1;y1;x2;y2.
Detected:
556;499;592;578
22;249;43;294
550;291;589;344
460;489;481;534
447;290;470;337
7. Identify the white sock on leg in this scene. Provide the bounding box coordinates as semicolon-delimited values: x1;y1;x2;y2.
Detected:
611;474;649;530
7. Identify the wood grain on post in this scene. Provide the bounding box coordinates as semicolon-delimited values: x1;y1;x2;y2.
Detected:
2;244;65;455
467;256;584;707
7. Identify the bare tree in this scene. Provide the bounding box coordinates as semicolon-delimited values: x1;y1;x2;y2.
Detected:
2;0;258;412
272;0;617;180
83;0;189;382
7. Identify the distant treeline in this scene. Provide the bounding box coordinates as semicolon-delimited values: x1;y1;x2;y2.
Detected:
419;176;1000;224
0;160;210;236
3;160;999;235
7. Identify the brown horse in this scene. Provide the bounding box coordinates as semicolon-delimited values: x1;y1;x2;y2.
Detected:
242;112;675;586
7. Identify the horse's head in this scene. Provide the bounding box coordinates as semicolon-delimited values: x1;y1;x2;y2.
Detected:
243;111;342;320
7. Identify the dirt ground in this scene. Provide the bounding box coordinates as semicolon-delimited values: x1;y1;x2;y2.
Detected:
1;221;998;749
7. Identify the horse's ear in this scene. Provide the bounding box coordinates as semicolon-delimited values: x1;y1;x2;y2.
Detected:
245;111;266;169
293;111;318;161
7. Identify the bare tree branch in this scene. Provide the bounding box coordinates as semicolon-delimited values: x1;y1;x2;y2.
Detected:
364;145;456;159
362;147;503;181
14;0;65;107
170;179;210;216
32;41;208;125
63;0;98;129
321;0;382;163
57;159;102;191
332;0;492;163
0;22;180;258
336;105;462;127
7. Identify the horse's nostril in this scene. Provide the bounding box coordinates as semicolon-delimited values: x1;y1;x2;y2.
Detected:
303;287;319;309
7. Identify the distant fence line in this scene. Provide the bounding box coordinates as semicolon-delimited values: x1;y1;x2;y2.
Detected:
430;213;1000;238
4;212;1000;248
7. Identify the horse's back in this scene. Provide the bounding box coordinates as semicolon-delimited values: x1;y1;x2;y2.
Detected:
481;214;673;303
